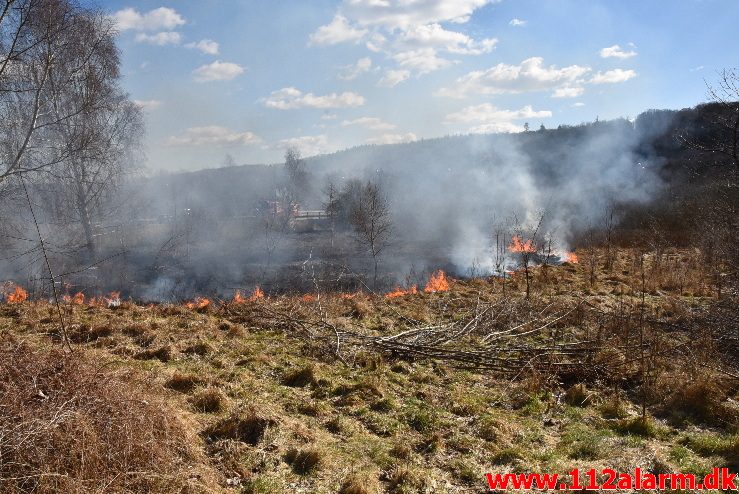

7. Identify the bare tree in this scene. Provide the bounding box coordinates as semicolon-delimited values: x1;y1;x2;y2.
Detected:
491;215;511;295
678;69;739;274
38;11;143;261
511;212;545;300
679;68;739;174
0;0;94;184
349;180;392;289
322;179;339;250
283;146;309;206
222;153;236;168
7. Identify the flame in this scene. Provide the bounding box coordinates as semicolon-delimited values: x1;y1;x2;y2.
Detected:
564;251;579;264
4;284;28;304
63;292;85;305
301;294;317;302
508;235;537;253
385;285;418;299
232;290;246;304
424;270;450;293
185;297;210;310
85;292;121;307
249;286;264;302
104;292;121;308
340;291;362;299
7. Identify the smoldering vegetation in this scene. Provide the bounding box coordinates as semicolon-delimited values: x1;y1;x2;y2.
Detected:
1;101;737;301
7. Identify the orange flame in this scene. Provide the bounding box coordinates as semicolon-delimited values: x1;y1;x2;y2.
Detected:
185;297;210;310
232;290;246;304
301;294;317;302
249;286;264;302
63;292;85;305
340;291;361;299
508;235;537;253
385;285;418;299
424;270;450;293
5;284;28;304
86;292;121;307
564;251;579;264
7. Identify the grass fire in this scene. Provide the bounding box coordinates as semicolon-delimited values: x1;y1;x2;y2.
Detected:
0;2;737;493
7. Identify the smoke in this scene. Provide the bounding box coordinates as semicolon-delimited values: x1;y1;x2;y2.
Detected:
0;115;671;299
309;118;664;275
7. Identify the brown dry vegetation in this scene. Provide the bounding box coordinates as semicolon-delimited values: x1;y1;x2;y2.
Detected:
0;248;737;493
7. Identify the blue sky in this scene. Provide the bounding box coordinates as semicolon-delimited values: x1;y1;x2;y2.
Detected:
103;0;738;171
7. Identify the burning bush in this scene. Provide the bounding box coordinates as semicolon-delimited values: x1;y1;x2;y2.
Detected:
0;336;214;493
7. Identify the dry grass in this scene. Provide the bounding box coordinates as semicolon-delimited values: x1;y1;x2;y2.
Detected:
189;387;226;413
284;446;323;474
0;248;736;493
0;336;219;494
165;371;205;393
202;408;276;446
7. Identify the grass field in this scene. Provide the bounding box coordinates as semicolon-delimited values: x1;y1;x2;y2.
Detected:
1;248;737;493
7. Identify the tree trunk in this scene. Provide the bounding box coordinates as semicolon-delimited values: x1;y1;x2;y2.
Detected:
76;191;96;261
373;257;378;290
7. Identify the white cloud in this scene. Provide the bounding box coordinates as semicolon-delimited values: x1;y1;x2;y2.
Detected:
264;87;365;110
342;0;499;29
509;18;527;27
134;31;181;46
366;132;417;145
168;126;260;146
341;117;396;131
111;7;185;32
469;122;524;134
398;23;497;55
392;47;453;74
340;57;372;80
444;103;551;135
435;57;591;98
133;99;162;111
377;69;410;87
185;39;220;55
309;15;367;46
590;68;637;84
276;135;332;156
599;44;637;59
573;102;586;107
192;61;245;82
552;86;585;98
444;103;551;124
309;1;499;78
